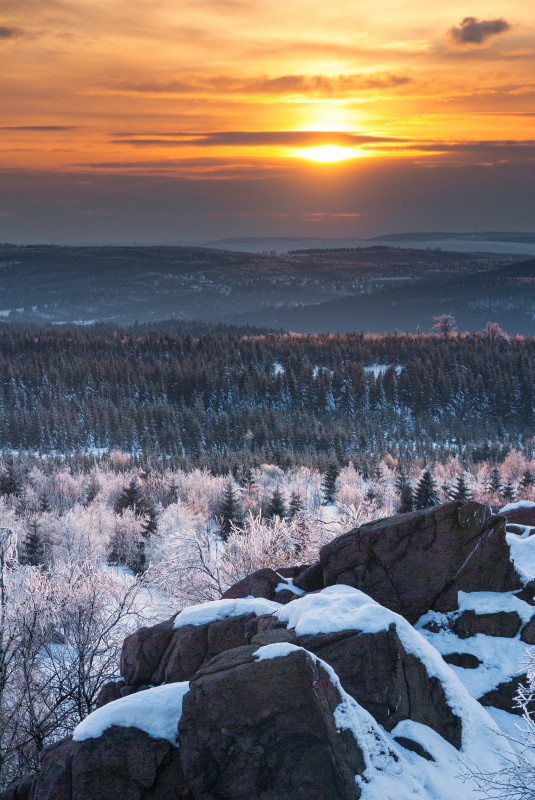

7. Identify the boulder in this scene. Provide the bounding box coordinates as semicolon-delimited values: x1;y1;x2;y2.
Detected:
220;568;284;601
521;616;535;644
178;645;365;800
298;623;463;749
501;502;535;527
96;681;147;708
122;612;271;686
0;777;35;800
443;652;482;669
26;727;192;800
68;727;191;800
479;675;533;716
120;617;176;685
452;610;522;639
29;738;77;800
293;561;325;593
319;502;519;622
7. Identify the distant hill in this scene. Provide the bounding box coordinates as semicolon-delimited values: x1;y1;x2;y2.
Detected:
0;244;532;334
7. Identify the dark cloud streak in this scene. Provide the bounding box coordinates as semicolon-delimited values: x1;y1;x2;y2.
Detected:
0;26;25;39
449;17;511;46
110;131;404;148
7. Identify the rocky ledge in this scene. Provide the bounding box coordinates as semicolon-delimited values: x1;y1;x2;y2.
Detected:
4;501;535;800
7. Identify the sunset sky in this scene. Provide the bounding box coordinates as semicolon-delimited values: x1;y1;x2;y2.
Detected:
1;0;534;243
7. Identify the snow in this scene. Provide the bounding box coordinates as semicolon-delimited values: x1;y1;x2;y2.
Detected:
363;364;401;377
275;585;505;736
500;500;535;514
457;590;535;624
73;682;189;744
253;641;511;800
416;594;535;699
173;596;281;629
507;527;535;584
274;576;305;596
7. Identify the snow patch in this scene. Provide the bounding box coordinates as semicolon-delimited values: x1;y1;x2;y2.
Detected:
173;597;281;629
73;682;189;744
507;528;535;584
457;590;535;624
500;500;535;514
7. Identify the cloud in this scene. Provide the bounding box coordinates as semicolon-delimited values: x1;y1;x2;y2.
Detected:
0;125;79;131
0;26;25;39
110;131;404;148
99;72;411;99
449;17;511;46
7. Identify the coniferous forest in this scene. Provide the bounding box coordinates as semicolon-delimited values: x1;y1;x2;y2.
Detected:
0;322;532;471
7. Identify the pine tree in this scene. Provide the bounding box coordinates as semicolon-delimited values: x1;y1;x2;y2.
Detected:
84;474;101;506
396;475;414;513
449;474;472;503
265;488;286;520
414;470;439;510
141;505;158;538
486;467;502;496
322;462;340;505
21;519;45;566
39;491;51;513
520;470;535;490
217;481;243;540
114;478;146;516
240;464;256;493
500;478;517;505
0;459;22;497
288;490;303;519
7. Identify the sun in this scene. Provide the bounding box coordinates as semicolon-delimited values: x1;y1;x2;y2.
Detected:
298;145;358;163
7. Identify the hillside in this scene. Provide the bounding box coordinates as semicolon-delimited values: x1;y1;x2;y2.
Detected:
0;244;531;333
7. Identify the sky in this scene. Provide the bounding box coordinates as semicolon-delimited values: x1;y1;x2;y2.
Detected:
1;0;534;243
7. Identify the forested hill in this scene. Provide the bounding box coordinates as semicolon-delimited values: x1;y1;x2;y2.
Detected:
0;243;531;333
1;326;533;470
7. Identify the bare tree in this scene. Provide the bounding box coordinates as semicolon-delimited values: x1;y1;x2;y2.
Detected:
0;560;149;789
432;314;457;338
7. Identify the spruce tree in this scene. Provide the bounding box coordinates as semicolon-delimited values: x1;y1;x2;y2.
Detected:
449;474;472;503
500;478;517;505
240;464;256;493
217;481;243;540
520;470;535;491
486;467;502;496
288;491;303;519
39;491;51;513
114;478;146;516
414;470;439;510
322;462;340;505
22;519;45;566
265;488;286;520
0;459;22;497
141;505;158;538
396;477;414;513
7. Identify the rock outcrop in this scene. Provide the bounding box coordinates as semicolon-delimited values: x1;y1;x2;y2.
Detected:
318;501;518;622
178;646;365;800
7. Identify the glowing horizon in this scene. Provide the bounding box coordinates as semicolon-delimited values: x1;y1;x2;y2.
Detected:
1;0;534;242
